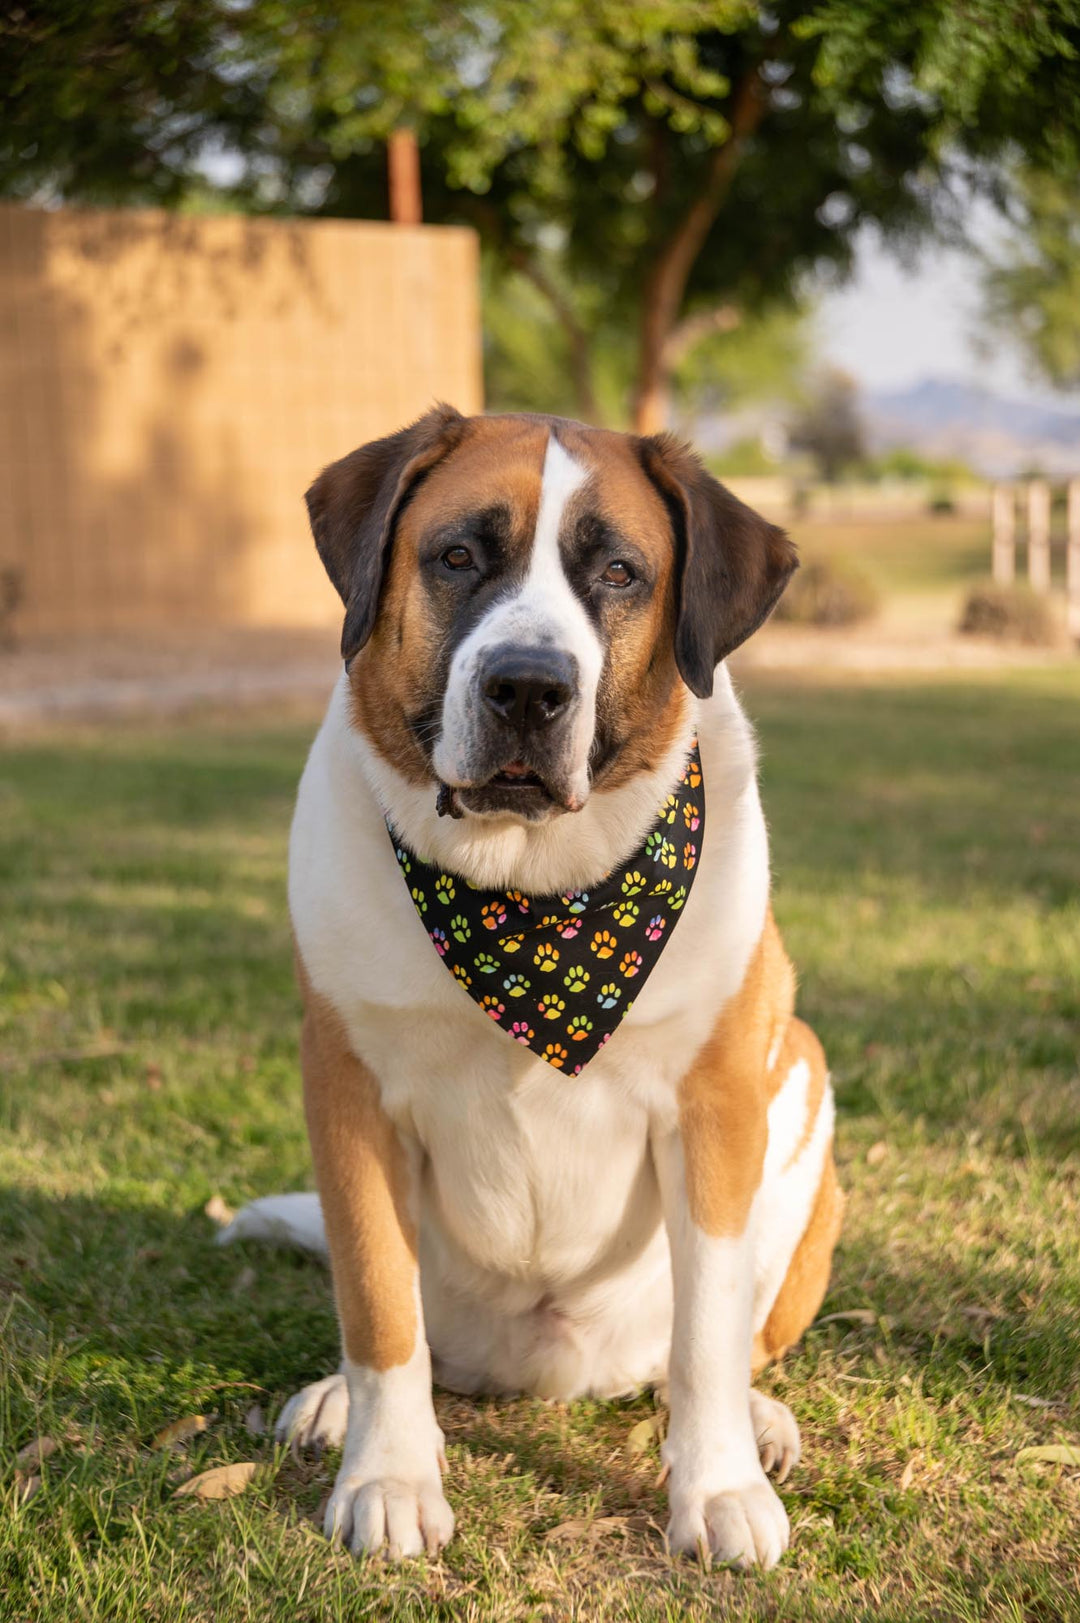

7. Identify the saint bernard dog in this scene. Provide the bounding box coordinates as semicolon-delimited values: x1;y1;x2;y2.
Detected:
222;405;843;1570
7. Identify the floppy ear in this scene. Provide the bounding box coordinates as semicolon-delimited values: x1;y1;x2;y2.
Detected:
305;403;466;663
640;433;798;698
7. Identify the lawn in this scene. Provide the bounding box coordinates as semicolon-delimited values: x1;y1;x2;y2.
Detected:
2;665;1079;1622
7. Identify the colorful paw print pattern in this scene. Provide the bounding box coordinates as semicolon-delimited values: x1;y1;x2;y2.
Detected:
389;737;703;1072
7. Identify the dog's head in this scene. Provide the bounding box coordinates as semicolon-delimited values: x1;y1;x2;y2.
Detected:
306;407;796;824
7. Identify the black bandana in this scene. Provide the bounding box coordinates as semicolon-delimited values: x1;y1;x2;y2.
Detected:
389;740;704;1073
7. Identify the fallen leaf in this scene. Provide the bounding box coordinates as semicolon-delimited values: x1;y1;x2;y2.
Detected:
244;1404;266;1437
899;1456;916;1491
545;1514;628;1544
174;1462;258;1500
15;1473;41;1504
816;1309;877;1327
867;1140;888;1167
153;1415;213;1450
1016;1445;1080;1468
627;1412;666;1455
204;1194;235;1227
15;1437;58;1472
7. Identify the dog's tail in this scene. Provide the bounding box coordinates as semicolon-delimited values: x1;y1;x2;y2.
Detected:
217;1193;328;1256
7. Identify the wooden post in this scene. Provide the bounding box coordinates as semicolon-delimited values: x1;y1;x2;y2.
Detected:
388;128;422;225
991;484;1015;585
1027;479;1052;593
1067;479;1080;642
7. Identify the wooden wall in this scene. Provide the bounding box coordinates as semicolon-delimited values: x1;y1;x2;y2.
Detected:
0;204;482;635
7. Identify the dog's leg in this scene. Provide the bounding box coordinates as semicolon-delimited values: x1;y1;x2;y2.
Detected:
297;964;453;1560
653;1128;789;1568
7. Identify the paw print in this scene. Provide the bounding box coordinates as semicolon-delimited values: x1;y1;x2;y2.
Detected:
543;1043;569;1069
644;831;664;862
505;889;530;914
650;877;672;898
429;927;448;957
473;951;500;975
645;914;666;942
554;917;581;941
503;972;532;998
590;929;617;959
563;965;590;993
685;754;702;788
612;899;639;928
452;964;473;988
481;900;507;931
597;982;621;1009
509;1020;535;1044
434;874;455;904
619;950;643;978
566;1013;594;1041
481;995;505;1021
682;802;701;832
561;890;590;914
621;870;647;896
658;837;677;869
668;884;688;911
658;793;678;825
502;933;524;954
409;886;428;915
538;994;566;1021
450;913;470;943
683;841;698;870
394;847;411;874
534;941;560;972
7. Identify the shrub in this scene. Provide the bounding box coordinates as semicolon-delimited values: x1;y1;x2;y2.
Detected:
773;557;880;628
957;582;1059;644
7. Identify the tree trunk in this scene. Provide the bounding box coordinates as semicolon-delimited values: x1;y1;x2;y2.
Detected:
631;70;766;436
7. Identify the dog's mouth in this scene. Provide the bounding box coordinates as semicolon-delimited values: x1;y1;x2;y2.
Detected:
439;759;573;821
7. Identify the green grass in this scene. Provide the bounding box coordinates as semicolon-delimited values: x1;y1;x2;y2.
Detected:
2;667;1079;1621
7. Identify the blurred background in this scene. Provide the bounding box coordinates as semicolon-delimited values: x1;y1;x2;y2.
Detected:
2;8;1079;1619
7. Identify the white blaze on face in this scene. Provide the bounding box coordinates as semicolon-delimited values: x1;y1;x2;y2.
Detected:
433;434;606;807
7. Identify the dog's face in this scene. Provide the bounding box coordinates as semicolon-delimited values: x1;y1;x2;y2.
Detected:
306;408;796;824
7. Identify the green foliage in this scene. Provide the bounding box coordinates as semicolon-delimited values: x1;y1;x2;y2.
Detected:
862;447;978;484
789;368;866;483
983;167;1080;391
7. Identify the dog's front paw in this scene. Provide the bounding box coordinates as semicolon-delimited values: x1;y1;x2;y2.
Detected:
276;1373;349;1453
666;1472;789;1570
325;1470;454;1559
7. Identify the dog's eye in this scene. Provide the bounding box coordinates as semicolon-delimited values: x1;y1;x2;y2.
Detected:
601;560;634;588
441;545;475;571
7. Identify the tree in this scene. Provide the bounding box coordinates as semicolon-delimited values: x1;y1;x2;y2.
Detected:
5;2;1080;430
788;367;865;482
982;167;1080;391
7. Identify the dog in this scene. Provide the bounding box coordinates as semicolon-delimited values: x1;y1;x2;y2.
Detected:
222;405;843;1569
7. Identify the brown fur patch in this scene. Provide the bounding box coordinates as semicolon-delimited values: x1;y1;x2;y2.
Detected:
297;955;418;1370
678;912;795;1237
753;1152;845;1372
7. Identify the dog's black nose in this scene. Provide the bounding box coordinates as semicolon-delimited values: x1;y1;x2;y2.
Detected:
481;647;577;731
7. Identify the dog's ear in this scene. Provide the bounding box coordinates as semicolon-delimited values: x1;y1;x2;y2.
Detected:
639;433;798;698
306;403;467;663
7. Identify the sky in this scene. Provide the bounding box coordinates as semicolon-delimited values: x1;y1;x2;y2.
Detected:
818;215;1077;411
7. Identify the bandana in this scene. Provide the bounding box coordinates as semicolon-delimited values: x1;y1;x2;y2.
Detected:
388;740;704;1074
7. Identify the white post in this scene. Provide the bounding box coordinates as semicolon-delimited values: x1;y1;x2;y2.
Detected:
1067;479;1080;642
1027;480;1052;593
991;484;1015;585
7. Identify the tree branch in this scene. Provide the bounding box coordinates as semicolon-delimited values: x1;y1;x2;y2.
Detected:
663;303;742;369
507;247;603;425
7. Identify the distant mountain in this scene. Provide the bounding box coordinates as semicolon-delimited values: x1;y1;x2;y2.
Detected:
864;378;1080;477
